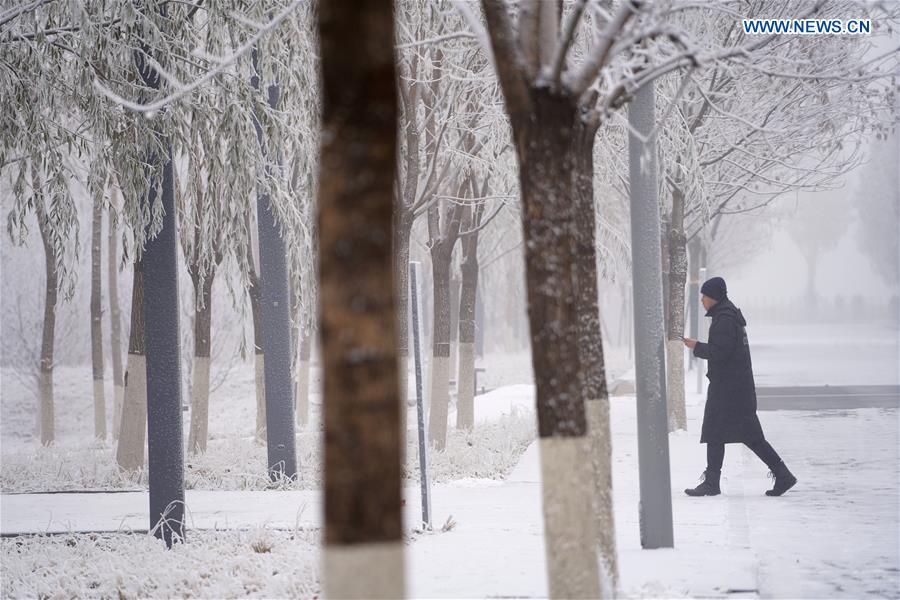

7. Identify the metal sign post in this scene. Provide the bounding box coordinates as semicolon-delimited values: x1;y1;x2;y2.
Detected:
628;80;674;550
409;261;432;529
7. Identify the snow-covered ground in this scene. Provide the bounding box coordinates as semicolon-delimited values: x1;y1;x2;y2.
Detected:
3;384;897;598
749;321;899;386
3;529;321;599
0;364;536;492
2;323;897;597
0;343;638;492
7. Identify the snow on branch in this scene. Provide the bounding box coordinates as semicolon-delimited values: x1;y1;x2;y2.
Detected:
546;0;587;88
565;0;640;99
0;0;53;30
92;0;304;115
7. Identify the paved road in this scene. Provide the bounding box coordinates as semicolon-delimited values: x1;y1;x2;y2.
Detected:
756;385;900;410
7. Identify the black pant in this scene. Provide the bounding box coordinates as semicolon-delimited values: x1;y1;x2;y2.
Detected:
707;438;783;472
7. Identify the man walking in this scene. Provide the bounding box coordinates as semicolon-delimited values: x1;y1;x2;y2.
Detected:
682;276;798;497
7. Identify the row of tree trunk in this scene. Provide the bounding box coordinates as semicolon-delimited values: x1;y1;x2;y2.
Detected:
28;34;309;548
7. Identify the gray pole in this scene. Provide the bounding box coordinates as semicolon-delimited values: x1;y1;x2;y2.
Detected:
252;49;297;480
142;145;186;548
257;188;297;480
410;261;432;529
628;81;674;549
134;28;185;548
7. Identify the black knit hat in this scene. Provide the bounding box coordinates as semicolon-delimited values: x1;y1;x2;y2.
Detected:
700;276;728;302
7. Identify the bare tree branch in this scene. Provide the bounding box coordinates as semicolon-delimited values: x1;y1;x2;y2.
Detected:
547;0;587;88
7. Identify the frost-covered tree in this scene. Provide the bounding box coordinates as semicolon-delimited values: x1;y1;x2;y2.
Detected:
5;158;79;446
3;33;83;445
455;0;898;594
394;2;512;448
394;2;460;434
88;166;107;440
456;163;510;430
586;2;897;431
659;3;897;427
177;155;225;455
2;0;316;440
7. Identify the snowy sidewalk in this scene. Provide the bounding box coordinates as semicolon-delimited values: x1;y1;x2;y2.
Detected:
3;388;898;598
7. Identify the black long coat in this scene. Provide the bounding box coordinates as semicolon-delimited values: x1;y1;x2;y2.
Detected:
693;300;764;444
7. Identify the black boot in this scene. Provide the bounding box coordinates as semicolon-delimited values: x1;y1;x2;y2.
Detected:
685;469;721;496
766;461;797;496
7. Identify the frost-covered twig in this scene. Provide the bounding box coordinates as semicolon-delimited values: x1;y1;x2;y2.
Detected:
92;0;304;114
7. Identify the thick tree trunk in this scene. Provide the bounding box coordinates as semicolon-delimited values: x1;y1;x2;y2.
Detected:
572;116;618;592
187;273;214;454
142;144;186;548
666;188;688;432
117;258;146;472
427;252;452;450
456;233;479;431
32;164;56;446
516;90;601;599
91;190;107;440
108;186;124;442
319;2;405;597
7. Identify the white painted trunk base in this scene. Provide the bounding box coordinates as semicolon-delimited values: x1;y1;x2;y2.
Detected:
295;359;310;428
111;385;124;442
456;342;475;430
427;356;450;450
324;541;405;599
586;399;618;594
666;339;687;431
188;356;211;454
117;354;147;471
255;354;266;444
93;379;106;440
539;435;602;599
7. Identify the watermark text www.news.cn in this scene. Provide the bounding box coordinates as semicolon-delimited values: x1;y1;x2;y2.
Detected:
742;18;872;35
